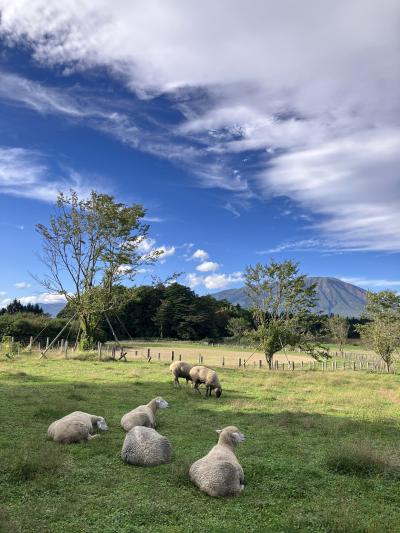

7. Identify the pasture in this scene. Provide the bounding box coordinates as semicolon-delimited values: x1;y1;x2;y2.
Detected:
1;355;400;532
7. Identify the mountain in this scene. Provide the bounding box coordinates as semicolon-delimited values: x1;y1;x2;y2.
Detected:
211;277;367;317
39;302;66;316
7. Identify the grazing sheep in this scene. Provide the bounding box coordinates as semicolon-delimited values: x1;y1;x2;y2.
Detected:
189;426;245;497
121;426;172;466
47;411;108;444
189;365;222;397
169;361;193;387
120;397;169;432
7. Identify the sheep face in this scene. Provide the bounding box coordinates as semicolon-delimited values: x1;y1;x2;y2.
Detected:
96;417;108;431
155;397;169;409
215;387;222;398
216;426;245;446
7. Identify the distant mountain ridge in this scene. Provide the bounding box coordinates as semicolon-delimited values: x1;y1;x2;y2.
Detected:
211;277;367;317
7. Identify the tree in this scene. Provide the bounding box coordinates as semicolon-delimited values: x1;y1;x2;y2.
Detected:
357;291;400;372
244;259;328;369
36;190;159;349
227;316;251;344
327;315;349;356
0;299;44;315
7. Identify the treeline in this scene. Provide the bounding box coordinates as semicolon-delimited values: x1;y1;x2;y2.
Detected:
61;283;253;341
0;286;368;344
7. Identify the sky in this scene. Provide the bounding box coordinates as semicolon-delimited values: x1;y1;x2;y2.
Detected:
0;0;399;308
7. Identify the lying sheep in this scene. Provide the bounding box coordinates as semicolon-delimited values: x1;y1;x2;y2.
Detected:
120;397;169;432
121;426;172;466
47;411;108;444
189;426;245;497
169;361;193;387
189;365;222;397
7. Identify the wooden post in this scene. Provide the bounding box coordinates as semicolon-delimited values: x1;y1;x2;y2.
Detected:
29;336;33;349
282;363;285;371
222;356;225;366
243;360;246;368
158;352;160;360
353;361;356;371
64;340;68;359
292;361;295;371
98;341;102;360
179;353;182;361
238;358;242;368
171;351;174;361
46;337;49;350
301;360;304;369
111;345;116;360
147;348;151;359
259;360;262;368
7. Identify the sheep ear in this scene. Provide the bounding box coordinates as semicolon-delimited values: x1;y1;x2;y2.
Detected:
215;429;222;434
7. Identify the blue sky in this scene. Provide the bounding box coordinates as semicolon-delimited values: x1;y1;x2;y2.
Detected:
0;0;399;308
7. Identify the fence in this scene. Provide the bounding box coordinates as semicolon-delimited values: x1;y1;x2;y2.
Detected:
0;337;394;373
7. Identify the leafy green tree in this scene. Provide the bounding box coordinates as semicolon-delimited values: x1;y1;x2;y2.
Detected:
327;315;349;356
0;299;44;315
227;316;251;344
36;190;159;349
357;291;400;372
244;259;328;368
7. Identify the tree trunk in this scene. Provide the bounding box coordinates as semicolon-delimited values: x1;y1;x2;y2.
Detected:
265;353;273;370
79;316;96;351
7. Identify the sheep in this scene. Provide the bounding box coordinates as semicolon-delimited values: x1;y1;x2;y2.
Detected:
47;411;108;444
120;397;169;432
189;365;222;397
189;426;245;497
121;426;172;466
169;361;193;387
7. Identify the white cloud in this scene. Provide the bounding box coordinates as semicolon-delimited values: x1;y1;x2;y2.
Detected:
14;282;31;289
186;271;243;290
0;147;94;202
137;237;156;253
1;293;67;308
340;277;400;290
0;291;6;296
196;261;219;272
156;245;176;263
188;249;209;262
1;1;399;249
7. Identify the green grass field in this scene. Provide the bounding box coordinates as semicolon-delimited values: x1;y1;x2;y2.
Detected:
2;356;400;532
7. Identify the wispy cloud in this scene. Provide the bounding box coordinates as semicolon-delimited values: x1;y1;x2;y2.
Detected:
1;1;399;250
340;277;400;290
1;292;67;308
187;249;209;262
0;146;94;202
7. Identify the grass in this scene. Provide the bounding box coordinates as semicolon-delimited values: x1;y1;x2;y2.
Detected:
1;356;400;532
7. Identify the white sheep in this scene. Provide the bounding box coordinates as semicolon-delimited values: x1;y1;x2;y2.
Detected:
169;361;193;387
189;426;245;497
121;426;172;466
189;365;222;397
47;411;108;444
120;397;169;432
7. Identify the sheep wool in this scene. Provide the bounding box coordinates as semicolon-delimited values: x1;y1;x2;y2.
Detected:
120;397;169;432
121;426;172;466
47;411;108;444
189;426;245;497
169;361;193;387
189;365;222;397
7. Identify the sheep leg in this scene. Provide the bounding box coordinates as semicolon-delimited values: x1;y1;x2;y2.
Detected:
193;381;201;395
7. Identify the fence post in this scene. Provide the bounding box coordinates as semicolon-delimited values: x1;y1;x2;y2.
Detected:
98;341;102;360
222;356;225;366
292;361;295;371
171;351;174;361
238;358;242;368
179;353;182;361
158;352;160;360
353;361;356;371
64;340;68;359
147;348;151;360
259;360;262;368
